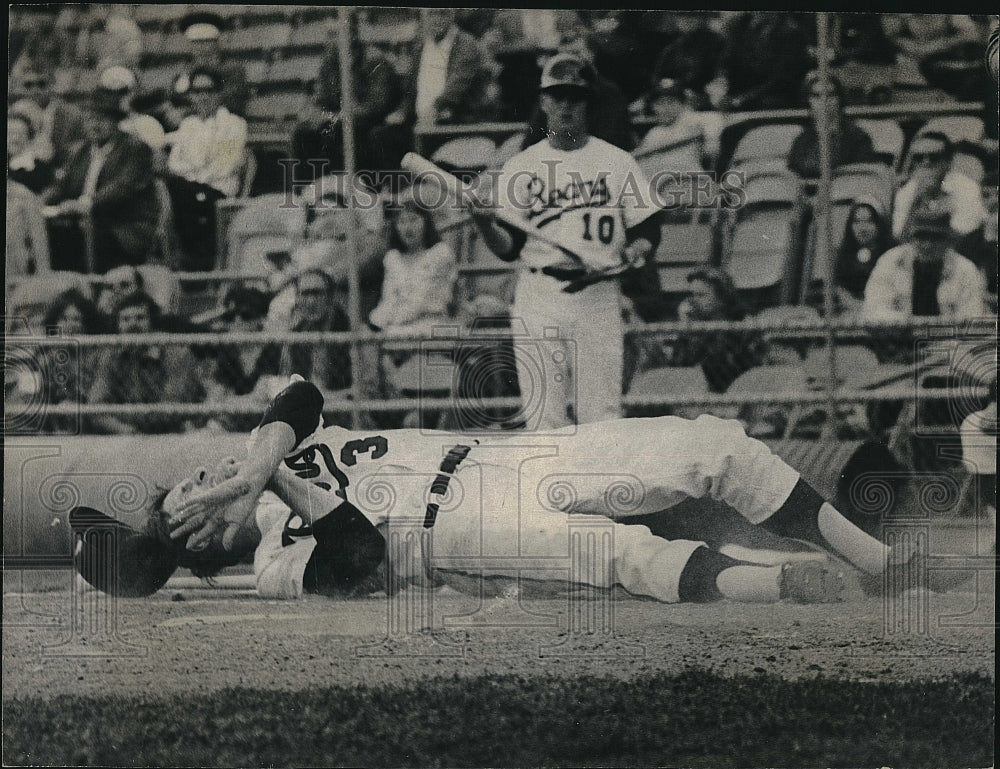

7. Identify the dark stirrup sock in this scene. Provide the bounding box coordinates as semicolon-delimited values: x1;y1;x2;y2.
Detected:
677;547;748;603
760;479;826;545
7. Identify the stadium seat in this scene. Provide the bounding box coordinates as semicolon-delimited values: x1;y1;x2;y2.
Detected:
141;64;179;92
161;31;191;57
242;58;271;85
291;20;337;48
919;116;985;145
431;137;498;174
803;344;880;389
854;118;904;169
220;22;292;54
626;366;710;418
359;20;419;45
727;363;812;439
952;152;986;184
135;4;192;29
730;124;803;168
654;212;715;291
721;172;803;304
266;55;324;84
245;92;311;123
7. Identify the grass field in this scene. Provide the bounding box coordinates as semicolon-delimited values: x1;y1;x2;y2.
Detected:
4;671;994;767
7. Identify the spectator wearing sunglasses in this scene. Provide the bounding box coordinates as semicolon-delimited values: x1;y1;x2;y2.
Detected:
893;131;988;265
11;62;87;171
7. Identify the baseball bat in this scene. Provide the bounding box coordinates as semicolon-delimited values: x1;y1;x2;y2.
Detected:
400;152;587;265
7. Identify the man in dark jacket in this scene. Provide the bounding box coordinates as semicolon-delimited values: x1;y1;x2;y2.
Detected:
46;87;158;274
368;8;495;175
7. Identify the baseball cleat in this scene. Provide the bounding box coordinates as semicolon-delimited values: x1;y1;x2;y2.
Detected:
719;543;827;567
778;560;845;603
858;545;976;597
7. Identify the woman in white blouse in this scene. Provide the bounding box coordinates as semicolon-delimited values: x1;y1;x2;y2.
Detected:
369;195;457;333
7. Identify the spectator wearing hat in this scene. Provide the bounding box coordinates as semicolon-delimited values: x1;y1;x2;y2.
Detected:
87;291;205;435
10;61;86;171
633;78;715;175
45;87;159;274
786;73;876;180
99;65;167;156
863;203;988;323
166;66;248;271
175;11;249;117
892;131;989;267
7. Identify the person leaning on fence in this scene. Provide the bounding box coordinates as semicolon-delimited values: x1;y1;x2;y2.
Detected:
44;87;159;274
86;291;205;435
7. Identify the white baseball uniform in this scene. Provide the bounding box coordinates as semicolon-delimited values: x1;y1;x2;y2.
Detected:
251;401;801;601
494;137;656;429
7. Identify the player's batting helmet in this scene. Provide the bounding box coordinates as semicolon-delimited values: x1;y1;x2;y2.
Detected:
70;506;181;597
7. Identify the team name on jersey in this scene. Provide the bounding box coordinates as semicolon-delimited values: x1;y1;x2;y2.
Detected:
526;173;611;225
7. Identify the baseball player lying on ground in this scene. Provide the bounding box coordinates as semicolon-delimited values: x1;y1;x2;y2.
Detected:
72;378;961;604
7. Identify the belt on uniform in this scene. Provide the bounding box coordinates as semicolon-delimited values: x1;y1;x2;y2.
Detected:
424;443;473;528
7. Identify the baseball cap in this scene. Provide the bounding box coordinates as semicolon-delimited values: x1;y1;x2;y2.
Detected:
179;11;224;43
540;53;595;92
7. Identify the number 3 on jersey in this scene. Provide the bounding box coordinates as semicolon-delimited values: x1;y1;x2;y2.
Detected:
581;212;614;244
284;436;388;500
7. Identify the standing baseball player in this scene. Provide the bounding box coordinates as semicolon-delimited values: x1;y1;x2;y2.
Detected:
74;378;961;604
471;53;660;429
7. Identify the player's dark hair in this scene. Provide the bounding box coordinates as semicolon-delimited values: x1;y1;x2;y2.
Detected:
386;198;441;252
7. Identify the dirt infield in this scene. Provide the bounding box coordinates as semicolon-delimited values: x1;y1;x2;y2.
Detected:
3;571;994;699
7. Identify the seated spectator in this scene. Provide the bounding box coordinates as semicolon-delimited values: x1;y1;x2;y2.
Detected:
864;203;989;324
6;179;50;278
95;265;194;333
522;36;634;151
98;66;167;157
10;61;86;171
786;73;876;180
45;87;159;274
670;267;768;393
826;196;893;313
38;289;104;431
166;67;248;271
87;291;204;434
292;14;402;176
892;131;989;264
369;195;458;334
651;12;723;111
633;78;712;176
369;8;495;174
718;13;811;111
256;269;353;397
173;11;249;117
8;110;54;195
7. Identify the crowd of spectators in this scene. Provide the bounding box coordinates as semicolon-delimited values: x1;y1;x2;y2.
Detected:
5;7;998;439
